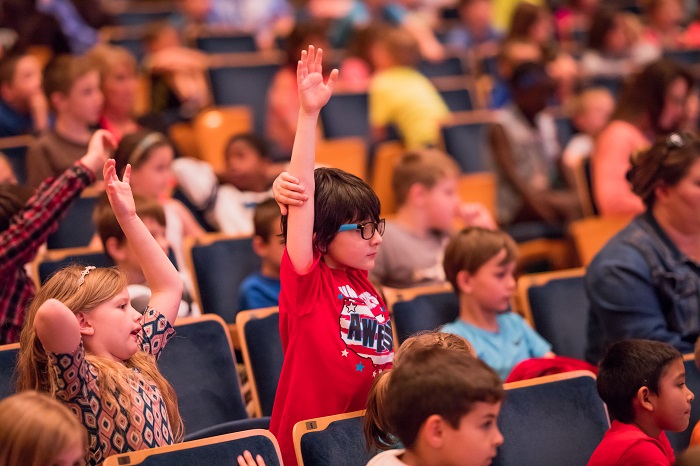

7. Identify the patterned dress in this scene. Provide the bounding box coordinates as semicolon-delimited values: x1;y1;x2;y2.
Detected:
48;308;176;465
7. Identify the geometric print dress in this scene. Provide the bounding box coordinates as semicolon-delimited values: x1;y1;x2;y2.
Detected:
47;307;176;465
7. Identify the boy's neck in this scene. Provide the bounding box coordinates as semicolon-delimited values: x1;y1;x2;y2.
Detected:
458;294;499;331
55;115;92;145
260;261;280;279
630;416;663;440
394;206;431;238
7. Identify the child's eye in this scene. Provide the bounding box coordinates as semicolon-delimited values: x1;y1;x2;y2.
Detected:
481;420;494;430
118;303;127;310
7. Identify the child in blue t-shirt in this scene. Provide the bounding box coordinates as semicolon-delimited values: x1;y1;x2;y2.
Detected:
441;227;554;379
238;198;284;311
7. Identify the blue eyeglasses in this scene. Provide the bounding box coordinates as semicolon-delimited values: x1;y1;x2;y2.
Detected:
338;219;386;240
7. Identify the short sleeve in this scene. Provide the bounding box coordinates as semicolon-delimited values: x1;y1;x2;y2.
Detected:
140;307;176;359
48;340;96;402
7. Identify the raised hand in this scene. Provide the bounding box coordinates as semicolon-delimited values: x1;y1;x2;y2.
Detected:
272;171;308;215
80;130;117;176
297;45;339;116
103;159;136;220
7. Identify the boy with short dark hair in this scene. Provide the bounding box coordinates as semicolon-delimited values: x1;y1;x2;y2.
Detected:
94;194;194;317
0;52;48;137
588;339;694;466
238;198;284;311
26;55;103;189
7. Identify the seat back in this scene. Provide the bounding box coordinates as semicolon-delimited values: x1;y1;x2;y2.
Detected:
293;410;380;466
193;106;253;172
458;172;497;221
440;111;496;173
493;371;609;466
103;429;283;466
384;283;458;346
187;233;262;323
417;55;468;78
0;135;33;185
316;137;368;181
46;195;100;249
159;315;248;435
0;343;19;401
438;86;474;112
568;215;631;266
237;307;283;417
196;34;257;53
516;268;588;360
370;140;404;216
571;156;597;217
208;56;281;134
34;248;114;286
320;91;369;140
667;355;700;452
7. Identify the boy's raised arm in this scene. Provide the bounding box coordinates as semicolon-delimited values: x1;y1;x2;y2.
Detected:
103;160;183;325
286;46;338;274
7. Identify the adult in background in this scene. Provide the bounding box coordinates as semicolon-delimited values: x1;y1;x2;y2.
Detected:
586;132;700;363
592;59;693;216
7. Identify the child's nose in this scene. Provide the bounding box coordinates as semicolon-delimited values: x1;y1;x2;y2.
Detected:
371;229;383;245
494;427;504;447
687;386;695;402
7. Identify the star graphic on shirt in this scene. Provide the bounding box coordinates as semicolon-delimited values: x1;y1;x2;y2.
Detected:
346;302;357;312
356;362;364;372
341;349;348;357
373;370;377;378
338;294;343;300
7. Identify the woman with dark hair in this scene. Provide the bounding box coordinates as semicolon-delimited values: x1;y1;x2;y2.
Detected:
586;132;700;363
592;59;694;216
580;8;658;78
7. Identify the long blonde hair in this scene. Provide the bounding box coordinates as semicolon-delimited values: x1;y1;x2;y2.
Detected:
0;390;87;466
16;266;184;442
364;332;476;450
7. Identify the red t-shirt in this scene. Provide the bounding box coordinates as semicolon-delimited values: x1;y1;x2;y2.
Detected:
587;420;675;466
270;250;394;466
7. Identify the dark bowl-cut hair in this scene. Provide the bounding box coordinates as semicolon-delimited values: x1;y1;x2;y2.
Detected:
596;339;682;424
281;167;381;254
586;8;621;52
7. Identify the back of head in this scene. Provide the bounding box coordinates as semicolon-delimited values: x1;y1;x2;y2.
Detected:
375;26;421;68
443;227;517;291
43;55;95;103
281;167;380;254
392;149;460;207
113;130;170;177
364;331;476;449
284;22;329;67
614;59;693;133
385;347;503;449
86;44;137;85
0;391;86;466
627;132;700;209
586;8;619;52
507;2;545;41
0;183;34;232
254;198;282;241
596;339;682;423
94;193;166;256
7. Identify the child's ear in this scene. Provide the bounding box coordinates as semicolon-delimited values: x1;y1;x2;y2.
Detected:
76;312;95;336
50;91;66;113
407;183;428;206
421;414;447;449
636;386;655;413
252;235;268;257
456;270;473;294
105;237;127;262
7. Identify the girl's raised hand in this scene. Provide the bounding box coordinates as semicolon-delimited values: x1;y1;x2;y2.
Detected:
103;159;136;220
297;45;339;116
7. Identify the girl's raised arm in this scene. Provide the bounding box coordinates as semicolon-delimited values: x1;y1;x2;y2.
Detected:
286;45;338;273
104;159;183;325
34;299;81;354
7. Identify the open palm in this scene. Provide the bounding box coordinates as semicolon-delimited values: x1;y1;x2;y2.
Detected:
297;45;339;115
103;159;136;219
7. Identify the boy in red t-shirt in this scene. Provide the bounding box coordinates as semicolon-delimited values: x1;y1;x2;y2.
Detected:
588;339;694;466
270;46;394;466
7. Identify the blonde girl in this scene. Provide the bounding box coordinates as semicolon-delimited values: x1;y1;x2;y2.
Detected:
0;391;87;466
17;159;185;465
